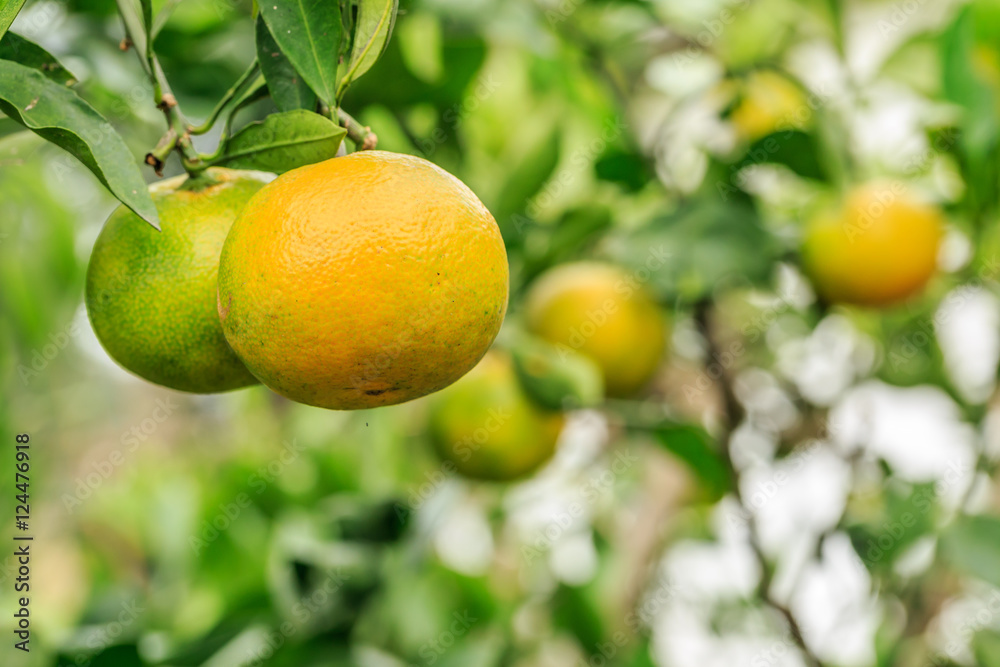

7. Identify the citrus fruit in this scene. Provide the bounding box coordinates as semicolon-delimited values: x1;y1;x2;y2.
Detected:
86;168;269;392
217;151;509;410
524;262;667;398
730;70;809;142
427;351;564;481
802;183;943;307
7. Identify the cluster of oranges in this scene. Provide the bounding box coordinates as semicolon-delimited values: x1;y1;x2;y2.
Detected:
87;145;944;483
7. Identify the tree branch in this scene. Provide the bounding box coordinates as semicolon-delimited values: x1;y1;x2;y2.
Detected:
336;107;378;150
693;299;825;667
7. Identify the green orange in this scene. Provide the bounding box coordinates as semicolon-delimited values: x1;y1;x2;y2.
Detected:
217;151;509;410
427;351;564;481
86;168;268;392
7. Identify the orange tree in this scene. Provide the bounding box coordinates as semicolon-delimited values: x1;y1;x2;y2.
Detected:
2;1;1000;667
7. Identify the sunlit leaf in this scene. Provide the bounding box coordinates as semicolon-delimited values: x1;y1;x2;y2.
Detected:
0;0;26;41
338;0;397;98
218;109;346;173
259;0;341;105
0;59;158;228
255;15;317;112
0;31;76;85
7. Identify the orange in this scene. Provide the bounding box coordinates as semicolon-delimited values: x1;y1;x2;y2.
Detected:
802;183;943;307
217;151;509;410
86;168;267;393
524;262;667;398
427;351;564;481
730;70;809;142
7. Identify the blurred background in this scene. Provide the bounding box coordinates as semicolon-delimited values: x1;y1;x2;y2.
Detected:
3;0;1000;666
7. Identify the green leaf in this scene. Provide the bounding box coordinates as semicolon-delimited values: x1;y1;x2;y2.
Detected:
510;333;604;410
0;59;158;228
735;130;827;182
495;128;562;240
255;16;317;112
259;0;341;106
0;0;26;41
594;148;651;192
0;32;76;85
137;0;153;60
847;482;937;574
941;6;1000;218
939;514;1000;587
618;197;778;302
217;109;346;174
974;631;1000;667
338;0;397;98
648;423;730;502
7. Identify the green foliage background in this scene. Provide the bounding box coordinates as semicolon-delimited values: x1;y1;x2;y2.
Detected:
2;0;1000;666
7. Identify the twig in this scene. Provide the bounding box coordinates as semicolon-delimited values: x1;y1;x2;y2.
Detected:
336;107;378;150
693;300;825;667
117;1;203;175
188;61;261;135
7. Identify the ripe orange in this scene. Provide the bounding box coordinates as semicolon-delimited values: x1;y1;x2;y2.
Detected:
217;151;509;410
427;351;564;481
802;183;943;307
730;70;809;141
524;262;667;398
86;169;267;392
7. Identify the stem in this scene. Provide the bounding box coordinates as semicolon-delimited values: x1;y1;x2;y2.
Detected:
188;61;261;135
334;107;378;150
693;300;826;667
117;1;203;177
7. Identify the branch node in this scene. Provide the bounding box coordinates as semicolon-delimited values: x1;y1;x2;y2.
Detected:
119;37;132;51
144;153;164;177
157;93;178;110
